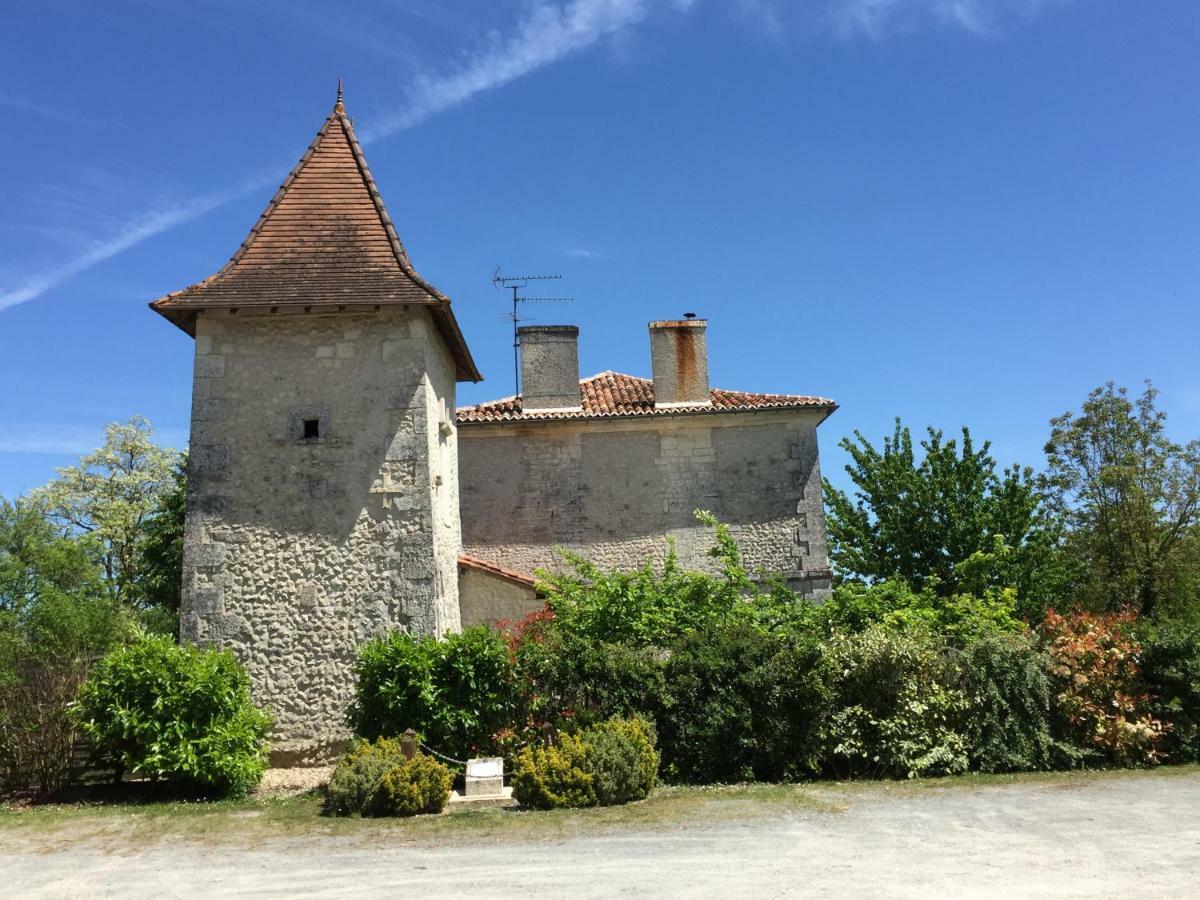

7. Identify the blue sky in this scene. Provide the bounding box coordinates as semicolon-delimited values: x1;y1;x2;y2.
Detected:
1;0;1198;499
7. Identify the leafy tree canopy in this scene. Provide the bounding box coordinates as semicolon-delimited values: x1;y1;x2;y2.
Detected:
0;496;105;616
823;420;1072;615
31;417;181;609
0;496;127;679
135;459;187;625
1042;381;1200;616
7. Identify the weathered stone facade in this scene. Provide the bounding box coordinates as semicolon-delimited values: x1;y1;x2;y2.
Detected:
180;306;461;762
458;409;832;605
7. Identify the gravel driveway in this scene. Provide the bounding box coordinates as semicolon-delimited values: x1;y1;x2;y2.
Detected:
6;770;1199;898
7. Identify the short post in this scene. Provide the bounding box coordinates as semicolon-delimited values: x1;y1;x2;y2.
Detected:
540;722;557;747
401;728;417;760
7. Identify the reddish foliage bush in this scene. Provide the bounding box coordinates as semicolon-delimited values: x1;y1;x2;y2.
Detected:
1039;609;1169;766
492;605;557;756
496;605;555;657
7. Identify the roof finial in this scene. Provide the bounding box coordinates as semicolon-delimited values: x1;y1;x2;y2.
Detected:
336;77;344;111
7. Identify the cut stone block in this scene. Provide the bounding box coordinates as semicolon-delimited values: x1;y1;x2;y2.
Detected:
465;757;505;797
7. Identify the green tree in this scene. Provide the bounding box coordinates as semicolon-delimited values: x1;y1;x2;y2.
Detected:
1042;382;1200;616
135;459;187;630
0;497;105;620
0;497;128;795
823;420;1071;615
1;496;123;673
31;417;181;608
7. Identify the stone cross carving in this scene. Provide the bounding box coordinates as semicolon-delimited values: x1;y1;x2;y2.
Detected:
368;472;407;509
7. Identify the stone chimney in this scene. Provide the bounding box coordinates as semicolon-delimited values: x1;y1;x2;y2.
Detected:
519;325;581;410
649;318;711;406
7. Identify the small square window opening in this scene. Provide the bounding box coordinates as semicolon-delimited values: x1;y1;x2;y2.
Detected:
302;418;320;440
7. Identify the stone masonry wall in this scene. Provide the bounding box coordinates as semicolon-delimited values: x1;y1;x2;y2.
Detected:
179;305;459;764
458;567;540;629
458;410;832;598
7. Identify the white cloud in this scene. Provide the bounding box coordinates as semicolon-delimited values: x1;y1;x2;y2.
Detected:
0;0;1061;313
565;247;600;259
359;0;653;142
0;172;279;313
831;0;1059;39
0;0;657;312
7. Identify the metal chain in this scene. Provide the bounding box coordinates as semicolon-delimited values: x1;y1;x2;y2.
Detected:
418;741;513;778
418;742;469;769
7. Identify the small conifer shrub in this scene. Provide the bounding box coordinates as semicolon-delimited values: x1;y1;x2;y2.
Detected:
512;716;659;810
326;738;452;817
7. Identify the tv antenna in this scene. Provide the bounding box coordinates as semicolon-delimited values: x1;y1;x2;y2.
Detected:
492;268;574;396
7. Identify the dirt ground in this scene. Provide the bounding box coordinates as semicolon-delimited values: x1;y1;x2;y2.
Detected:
5;769;1199;898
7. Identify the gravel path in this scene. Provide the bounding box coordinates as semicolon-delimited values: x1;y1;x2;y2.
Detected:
254;766;333;797
7;771;1200;898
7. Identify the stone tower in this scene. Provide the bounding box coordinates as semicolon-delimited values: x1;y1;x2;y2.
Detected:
151;89;482;763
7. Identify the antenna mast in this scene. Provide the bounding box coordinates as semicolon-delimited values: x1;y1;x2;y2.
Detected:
492;269;574;396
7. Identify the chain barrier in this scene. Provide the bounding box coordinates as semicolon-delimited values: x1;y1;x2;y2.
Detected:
418;741;513;778
418;742;468;769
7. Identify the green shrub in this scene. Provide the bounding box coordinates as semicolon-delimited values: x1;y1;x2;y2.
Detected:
823;626;970;779
73;634;272;796
326;738;402;816
537;512;801;648
1136;621;1200;763
516;628;665;729
656;621;829;783
812;579;1023;645
955;629;1071;772
326;738;452;817
376;753;453;816
350;627;517;760
512;716;659;810
512;732;595;810
584;716;658;805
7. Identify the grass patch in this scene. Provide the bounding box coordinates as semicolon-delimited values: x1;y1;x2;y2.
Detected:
0;781;836;850
4;765;1196;852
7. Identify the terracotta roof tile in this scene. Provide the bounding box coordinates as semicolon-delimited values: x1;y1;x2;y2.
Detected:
457;553;539;589
458;371;836;424
150;94;481;382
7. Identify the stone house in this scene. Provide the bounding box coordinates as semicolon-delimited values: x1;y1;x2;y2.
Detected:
456;321;837;628
150;93;836;761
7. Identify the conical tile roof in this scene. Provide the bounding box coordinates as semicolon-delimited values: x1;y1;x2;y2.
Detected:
151;92;481;381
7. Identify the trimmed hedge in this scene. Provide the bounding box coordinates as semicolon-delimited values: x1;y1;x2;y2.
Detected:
955;629;1070;773
345;536;1200;793
823;626;970;779
1139;622;1200;763
656;622;828;783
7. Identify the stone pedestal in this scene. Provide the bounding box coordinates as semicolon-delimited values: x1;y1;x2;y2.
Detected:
465;757;504;797
446;757;515;810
